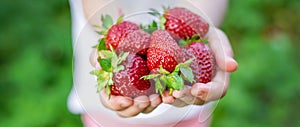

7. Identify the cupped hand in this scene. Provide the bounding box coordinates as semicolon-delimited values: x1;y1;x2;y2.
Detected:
99;91;161;117
90;49;162;117
162;28;238;106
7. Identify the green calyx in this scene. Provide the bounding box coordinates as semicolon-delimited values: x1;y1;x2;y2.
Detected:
142;58;195;96
148;7;168;31
179;34;209;46
140;21;158;34
90;45;129;98
93;14;114;35
93;14;125;49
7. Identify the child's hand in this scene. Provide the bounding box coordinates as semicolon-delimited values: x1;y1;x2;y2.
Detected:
90;49;162;117
162;28;238;106
99;91;161;117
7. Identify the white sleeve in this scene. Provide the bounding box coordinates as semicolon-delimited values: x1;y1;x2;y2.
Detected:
67;0;87;114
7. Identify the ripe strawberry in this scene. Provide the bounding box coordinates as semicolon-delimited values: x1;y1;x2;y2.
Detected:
147;30;183;72
164;7;209;39
96;15;140;51
144;30;195;95
117;29;150;55
149;7;209;40
105;21;140;50
111;53;155;97
183;42;216;83
91;49;155;98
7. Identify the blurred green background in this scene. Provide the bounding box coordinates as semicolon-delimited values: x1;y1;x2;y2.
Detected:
0;0;299;127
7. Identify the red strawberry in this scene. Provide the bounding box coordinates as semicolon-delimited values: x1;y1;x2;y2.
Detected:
147;30;183;72
92;50;155;98
148;7;209;40
147;47;178;73
111;53;155;97
183;42;216;83
117;29;150;55
164;7;209;39
143;30;196;95
105;21;140;50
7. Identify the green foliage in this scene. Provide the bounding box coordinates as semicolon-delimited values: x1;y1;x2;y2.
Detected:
0;0;81;126
212;0;300;127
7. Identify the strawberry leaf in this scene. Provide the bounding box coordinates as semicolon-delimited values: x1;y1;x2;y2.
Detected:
180;67;195;83
159;16;166;29
154;78;165;95
164;73;184;90
92;44;98;48
96;31;106;35
174;58;195;72
99;58;112;72
98;38;107;50
148;8;161;17
200;37;209;44
93;24;103;29
108;73;114;85
97;80;108;92
141;21;158;34
162;5;170;12
109;45;118;68
101;50;113;58
117;15;124;24
191;34;200;41
178;39;187;46
101;14;113;29
90;70;101;76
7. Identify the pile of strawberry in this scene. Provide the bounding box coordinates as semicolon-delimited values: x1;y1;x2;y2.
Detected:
91;7;216;98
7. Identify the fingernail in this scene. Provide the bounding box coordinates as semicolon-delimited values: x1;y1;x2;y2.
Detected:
227;58;238;72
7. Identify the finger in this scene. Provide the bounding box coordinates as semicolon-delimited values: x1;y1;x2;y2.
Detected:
173;86;205;105
161;91;175;104
163;91;187;107
191;69;230;102
208;28;238;72
143;94;162;113
117;95;150;117
172;99;188;107
100;91;133;111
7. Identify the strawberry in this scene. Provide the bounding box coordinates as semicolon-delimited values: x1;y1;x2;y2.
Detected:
105;21;140;50
143;30;195;95
147;30;184;72
110;53;155;97
147;47;178;73
149;7;209;40
91;48;155;98
183;42;216;83
96;15;140;51
117;29;150;55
